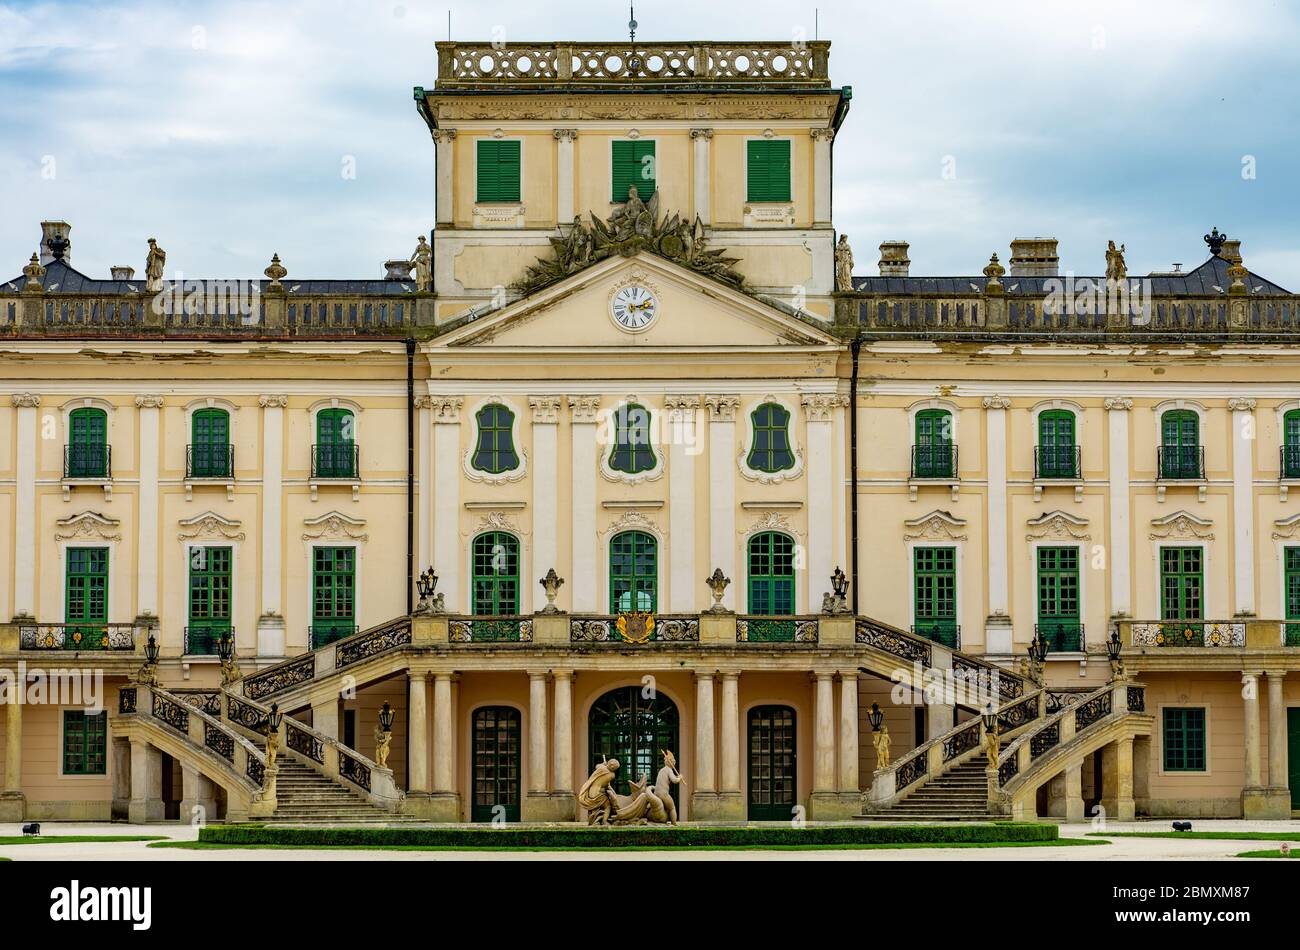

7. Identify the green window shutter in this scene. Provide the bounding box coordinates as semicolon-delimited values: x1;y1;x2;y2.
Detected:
472;532;520;615
68;407;108;478
612;140;656;202
311;547;356;647
1160;410;1200;478
66;547;108;648
747;532;795;615
1037;410;1077;478
1036;546;1080;650
187;546;232;655
609;403;657;474
63;710;107;775
316;409;356;479
609;531;657;612
1163;707;1206;771
471;404;520;474
746;140;791;202
191;409;230;478
747;403;795;474
1160;546;1203;621
914;409;954;478
913;547;957;647
476;140;521;203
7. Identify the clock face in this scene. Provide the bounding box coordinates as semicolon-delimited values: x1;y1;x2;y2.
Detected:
610;284;658;332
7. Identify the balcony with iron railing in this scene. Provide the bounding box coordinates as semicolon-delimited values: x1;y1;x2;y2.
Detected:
912;620;960;650
311;444;359;480
64;444;111;479
1281;445;1300;480
1034;445;1081;480
187;444;234;480
1035;622;1084;653
310;622;358;650
911;444;957;480
184;623;233;656
19;622;136;651
1157;445;1204;480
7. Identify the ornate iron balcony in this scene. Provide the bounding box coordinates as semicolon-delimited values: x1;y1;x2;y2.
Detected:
1157;444;1204;480
187;444;234;479
184;623;233;656
64;444;111;479
311;443;359;479
310;622;357;649
1281;445;1300;480
911;444;957;479
1035;622;1084;653
1129;621;1245;647
911;620;960;649
19;622;135;650
1034;445;1081;479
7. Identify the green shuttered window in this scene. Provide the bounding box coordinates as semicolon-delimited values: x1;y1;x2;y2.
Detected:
63;710;107;775
746;140;791;202
1162;707;1206;772
477;140;521;203
612;140;656;202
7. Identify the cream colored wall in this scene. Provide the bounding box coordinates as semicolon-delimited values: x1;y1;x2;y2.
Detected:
348;675;408;789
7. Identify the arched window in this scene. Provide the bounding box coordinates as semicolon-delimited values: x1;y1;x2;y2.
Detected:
315;408;357;479
747;402;795;474
1036;409;1077;478
747;531;796;615
588;686;679;800
67;407;109;478
190;408;231;479
472;532;520;615
609;531;656;612
1160;410;1201;479
914;408;954;478
1283;409;1300;479
608;403;656;475
471;403;520;474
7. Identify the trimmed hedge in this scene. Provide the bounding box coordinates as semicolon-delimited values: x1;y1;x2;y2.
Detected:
200;822;1057;849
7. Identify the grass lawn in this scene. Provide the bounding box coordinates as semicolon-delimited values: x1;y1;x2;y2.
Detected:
151;837;1104;853
0;835;166;846
1236;849;1300;859
1089;831;1300;842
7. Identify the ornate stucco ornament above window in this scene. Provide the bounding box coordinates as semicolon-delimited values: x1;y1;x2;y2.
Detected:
55;511;121;542
512;187;744;296
902;510;968;542
10;393;41;408
740;509;806;542
302;511;368;543
178;511;245;542
472;510;520;536
1271;514;1300;541
1149;510;1214;541
598;509;662;541
1025;510;1091;542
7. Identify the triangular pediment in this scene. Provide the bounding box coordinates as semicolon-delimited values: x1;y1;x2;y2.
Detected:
433;253;837;350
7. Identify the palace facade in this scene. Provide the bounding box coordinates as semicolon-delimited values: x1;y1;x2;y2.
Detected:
2;39;1299;826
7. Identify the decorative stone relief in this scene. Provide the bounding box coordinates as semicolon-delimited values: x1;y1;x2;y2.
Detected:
982;395;1012;410
302;511;369;543
413;395;435;410
472;510;520;536
1025;510;1091;542
689;128;714;140
1271;514;1300;540
599;509;663;541
258;394;289;409
55;511;122;542
429;397;463;423
431;128;458;144
178;511;245;542
11;393;40;408
902;510;968;542
1148;510;1214;541
553;128;578;142
800;393;846;422
1103;397;1133;412
568;395;601;424
704;395;741;422
529;396;563;424
1228;397;1257;412
135;394;165;409
740;510;805;542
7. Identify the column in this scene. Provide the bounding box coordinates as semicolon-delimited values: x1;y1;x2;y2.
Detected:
433;129;456;226
667;396;701;612
431;398;463;610
690;129;712;224
1105;398;1133;617
811;128;834;227
552;670;573;793
135;395;162;619
128;738;163;824
813;672;836;793
432;673;455;793
838;671;859;795
554;130;577;223
1242;671;1262;789
983;396;1012;652
528;672;549;794
1230;398;1257;615
568;397;599;612
719;672;741;803
694;673;716;793
415;396;433;575
179;765;217;823
705;396;740;610
804;396;837;612
1115;737;1135;821
1267;671;1287;788
0;693;23;817
258;394;287;656
1064;761;1085;823
530;398;561;589
407;673;430;795
11;394;38;619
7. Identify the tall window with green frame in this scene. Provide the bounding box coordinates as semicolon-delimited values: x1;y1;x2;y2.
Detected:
65;547;108;649
63;710;107;775
476;140;521;203
746;140;791;202
1285;547;1300;646
914;409;954;478
315;408;356;479
913;546;958;647
609;530;656;612
747;532;795;616
67;406;108;478
187;546;232;655
471;403;520;474
1160;409;1200;478
472;532;519;615
190;408;231;478
1036;546;1080;651
311;546;355;648
1284;409;1300;479
1162;707;1206;771
608;403;656;475
1160;546;1203;628
746;402;796;474
1037;409;1077;478
612;140;656;202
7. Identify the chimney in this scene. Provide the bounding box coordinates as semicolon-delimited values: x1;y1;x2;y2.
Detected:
878;240;911;277
1008;237;1059;277
40;221;71;266
1219;239;1243;264
110;266;135;281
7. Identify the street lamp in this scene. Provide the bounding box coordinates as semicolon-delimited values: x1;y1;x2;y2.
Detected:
268;702;283;733
216;632;234;663
868;702;884;732
981;702;998;734
144;634;160;666
1027;632;1047;666
378;701;396;732
1106;628;1123;663
417;567;439;600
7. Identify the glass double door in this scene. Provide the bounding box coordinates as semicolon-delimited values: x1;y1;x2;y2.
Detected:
748;705;797;821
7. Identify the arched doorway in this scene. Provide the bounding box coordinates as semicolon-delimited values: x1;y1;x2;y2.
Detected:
748;705;797;821
588;686;680;800
471;706;521;822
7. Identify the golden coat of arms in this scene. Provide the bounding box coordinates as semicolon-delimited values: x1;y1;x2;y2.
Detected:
615;611;655;644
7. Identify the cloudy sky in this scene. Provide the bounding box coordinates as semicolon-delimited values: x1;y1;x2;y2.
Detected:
2;0;1298;286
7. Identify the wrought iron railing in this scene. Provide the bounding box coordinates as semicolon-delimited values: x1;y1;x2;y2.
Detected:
1129;621;1245;648
310;622;358;649
204;721;235;762
118;687;137;714
1035;622;1084;653
186;444;234;479
242;653;315;701
285;719;325;764
19;623;135;651
1034;445;1081;479
174;689;222;717
63;444;111;479
450;617;535;643
1029;721;1060;760
569;615;702;643
151;692;190;733
334;619;412;669
1126;686;1146;713
856;618;933;667
1157;444;1204;480
184;624;232;656
1287;623;1300;647
1073;691;1112;731
912;620;960;649
911;444;957;479
736;617;819;643
951;655;1024;701
1282;445;1300;480
226;694;271;733
311;443;359;479
339;749;372;791
894;752;928;792
941;719;981;762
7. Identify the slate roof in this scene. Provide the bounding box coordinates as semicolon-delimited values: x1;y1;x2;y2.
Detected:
850;254;1293;296
1;260;416;296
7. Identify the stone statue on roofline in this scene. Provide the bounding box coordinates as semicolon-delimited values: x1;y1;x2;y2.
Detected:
1105;240;1127;283
145;238;166;293
411;235;432;291
835;234;854;291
